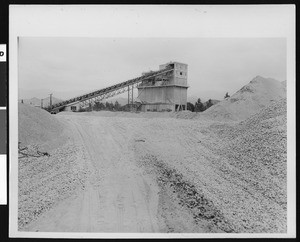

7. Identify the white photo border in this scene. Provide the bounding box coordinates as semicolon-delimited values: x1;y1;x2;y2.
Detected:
9;4;296;238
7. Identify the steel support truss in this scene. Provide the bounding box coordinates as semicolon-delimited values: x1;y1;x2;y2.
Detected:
76;82;139;109
47;67;174;112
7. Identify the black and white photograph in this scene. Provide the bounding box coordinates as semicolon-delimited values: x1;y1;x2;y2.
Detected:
8;5;295;238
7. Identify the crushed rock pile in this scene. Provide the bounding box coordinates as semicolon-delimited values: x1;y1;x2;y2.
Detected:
18;103;90;230
202;98;287;232
18;141;88;230
132;97;287;232
203;76;286;121
19;103;68;151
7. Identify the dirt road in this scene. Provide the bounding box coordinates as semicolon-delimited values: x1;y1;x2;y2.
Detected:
24;112;229;233
22;109;286;233
24;114;165;232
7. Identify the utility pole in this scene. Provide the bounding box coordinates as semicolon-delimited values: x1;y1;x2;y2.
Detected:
41;99;43;108
49;93;53;107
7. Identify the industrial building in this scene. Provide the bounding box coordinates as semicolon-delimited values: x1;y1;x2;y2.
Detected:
137;62;188;112
46;61;188;113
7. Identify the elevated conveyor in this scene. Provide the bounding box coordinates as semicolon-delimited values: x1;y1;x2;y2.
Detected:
46;66;174;113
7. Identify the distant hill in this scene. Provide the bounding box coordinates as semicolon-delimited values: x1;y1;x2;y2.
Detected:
19;97;63;108
19;97;41;107
203;76;286;121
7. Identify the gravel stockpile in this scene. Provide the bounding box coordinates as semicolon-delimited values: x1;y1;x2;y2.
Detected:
201;98;287;232
206;98;286;205
18;103;90;230
132;98;287;233
18;141;88;230
19;104;68;151
204;76;286;121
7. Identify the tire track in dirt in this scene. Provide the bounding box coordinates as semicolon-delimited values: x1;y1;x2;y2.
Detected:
25;114;161;232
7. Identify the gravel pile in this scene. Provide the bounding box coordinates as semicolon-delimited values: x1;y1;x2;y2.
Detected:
19;104;68;151
132;97;287;233
18;141;88;230
18;103;90;230
203;76;286;121
201;98;287;232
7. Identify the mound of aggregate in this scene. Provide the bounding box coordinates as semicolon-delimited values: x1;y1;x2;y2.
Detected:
201;98;287;232
18;141;88;230
19;103;68;151
204;76;286;121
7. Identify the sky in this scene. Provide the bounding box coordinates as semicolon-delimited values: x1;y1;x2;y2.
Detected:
18;37;286;101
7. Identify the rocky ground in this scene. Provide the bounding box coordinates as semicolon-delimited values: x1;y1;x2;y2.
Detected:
17;77;287;233
197;98;287;232
18;139;88;228
131;100;286;233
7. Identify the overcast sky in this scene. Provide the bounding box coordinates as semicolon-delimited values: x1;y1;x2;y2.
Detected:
18;37;286;101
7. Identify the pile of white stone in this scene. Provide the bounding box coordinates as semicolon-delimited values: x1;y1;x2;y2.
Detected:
201;98;287;232
18;104;89;230
18;141;88;230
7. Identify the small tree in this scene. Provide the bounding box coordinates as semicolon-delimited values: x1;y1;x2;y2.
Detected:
93;101;101;111
187;102;195;112
100;102;105;110
194;98;205;112
109;102;114;111
114;101;121;111
105;101;111;111
206;99;213;109
224;92;230;99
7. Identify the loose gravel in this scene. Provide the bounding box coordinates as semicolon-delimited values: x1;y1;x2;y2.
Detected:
18;140;88;230
200;98;287;232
